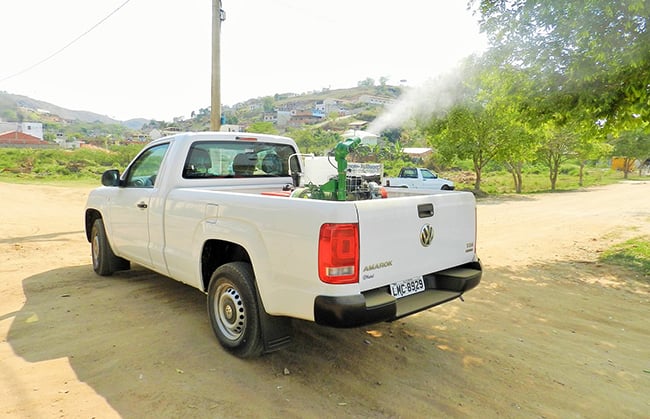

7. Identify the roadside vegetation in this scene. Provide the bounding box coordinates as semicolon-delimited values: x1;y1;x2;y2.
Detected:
0;145;143;184
600;236;650;278
0;145;644;195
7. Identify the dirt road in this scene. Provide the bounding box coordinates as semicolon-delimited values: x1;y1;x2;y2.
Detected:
1;181;649;418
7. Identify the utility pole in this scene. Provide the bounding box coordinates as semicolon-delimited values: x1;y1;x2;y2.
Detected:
211;0;225;131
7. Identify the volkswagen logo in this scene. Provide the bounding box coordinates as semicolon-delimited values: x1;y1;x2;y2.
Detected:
420;224;434;247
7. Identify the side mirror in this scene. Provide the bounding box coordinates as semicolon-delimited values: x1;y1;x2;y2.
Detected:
288;154;302;187
291;171;301;187
101;169;121;187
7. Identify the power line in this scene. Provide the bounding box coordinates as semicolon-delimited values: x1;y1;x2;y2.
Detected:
0;0;133;84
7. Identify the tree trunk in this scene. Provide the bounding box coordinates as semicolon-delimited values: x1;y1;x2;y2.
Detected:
623;158;633;179
549;157;559;191
506;161;524;193
578;161;585;187
474;168;482;191
474;160;482;192
504;161;516;192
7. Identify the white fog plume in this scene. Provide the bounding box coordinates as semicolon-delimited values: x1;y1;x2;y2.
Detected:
367;69;469;135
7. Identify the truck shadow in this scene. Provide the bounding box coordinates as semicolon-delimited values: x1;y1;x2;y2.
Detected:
13;261;620;417
0;230;84;245
6;263;481;416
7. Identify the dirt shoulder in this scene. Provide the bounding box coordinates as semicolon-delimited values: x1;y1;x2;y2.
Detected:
1;181;649;418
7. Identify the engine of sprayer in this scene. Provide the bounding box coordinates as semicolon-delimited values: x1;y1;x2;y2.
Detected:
289;137;386;201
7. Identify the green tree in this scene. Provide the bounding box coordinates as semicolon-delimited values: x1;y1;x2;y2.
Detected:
426;104;506;192
572;120;611;186
261;96;275;113
474;0;650;128
313;129;341;152
475;61;540;193
380;127;402;144
499;122;537;194
288;128;318;154
537;119;579;191
246;121;278;135
1;109;17;121
357;77;375;88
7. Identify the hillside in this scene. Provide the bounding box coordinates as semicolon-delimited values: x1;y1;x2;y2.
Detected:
0;92;145;127
0;84;402;133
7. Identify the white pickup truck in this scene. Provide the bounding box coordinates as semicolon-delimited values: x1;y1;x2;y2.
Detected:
84;132;481;357
385;167;455;190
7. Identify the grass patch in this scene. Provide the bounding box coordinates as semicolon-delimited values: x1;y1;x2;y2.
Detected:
600;236;650;278
449;170;626;194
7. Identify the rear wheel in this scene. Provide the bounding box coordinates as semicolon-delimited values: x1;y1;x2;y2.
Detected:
207;262;264;358
91;218;129;276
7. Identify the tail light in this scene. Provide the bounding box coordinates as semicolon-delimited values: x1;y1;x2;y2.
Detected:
318;223;359;284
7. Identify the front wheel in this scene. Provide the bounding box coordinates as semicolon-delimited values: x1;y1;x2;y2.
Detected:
91;218;130;276
207;262;264;358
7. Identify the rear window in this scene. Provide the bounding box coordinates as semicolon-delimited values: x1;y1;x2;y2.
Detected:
182;141;298;179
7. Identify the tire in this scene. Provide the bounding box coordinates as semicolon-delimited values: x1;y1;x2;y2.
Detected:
207;262;264;358
91;218;130;276
441;184;451;190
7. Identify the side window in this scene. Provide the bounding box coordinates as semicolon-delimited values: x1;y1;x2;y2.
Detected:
183;146;213;178
125;143;169;188
421;169;437;179
403;169;417;178
182;141;297;179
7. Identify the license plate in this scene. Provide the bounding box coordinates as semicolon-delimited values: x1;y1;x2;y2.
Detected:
390;276;426;298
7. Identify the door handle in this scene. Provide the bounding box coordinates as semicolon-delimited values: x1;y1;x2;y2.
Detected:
417;203;434;218
137;201;148;209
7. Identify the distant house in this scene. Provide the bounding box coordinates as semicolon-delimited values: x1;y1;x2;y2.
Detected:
220;124;244;132
287;111;322;127
263;112;277;123
358;95;394;106
0;122;44;140
315;98;346;116
0;130;53;148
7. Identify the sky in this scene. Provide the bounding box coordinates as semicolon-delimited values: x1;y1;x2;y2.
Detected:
0;0;487;122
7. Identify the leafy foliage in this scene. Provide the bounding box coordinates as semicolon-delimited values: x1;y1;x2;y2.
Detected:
414;2;650;192
474;0;650;128
0;145;143;180
245;121;278;135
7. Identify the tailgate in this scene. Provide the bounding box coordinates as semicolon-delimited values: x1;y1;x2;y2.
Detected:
354;192;477;292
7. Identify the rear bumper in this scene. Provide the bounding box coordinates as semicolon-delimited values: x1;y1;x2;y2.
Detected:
314;260;482;328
